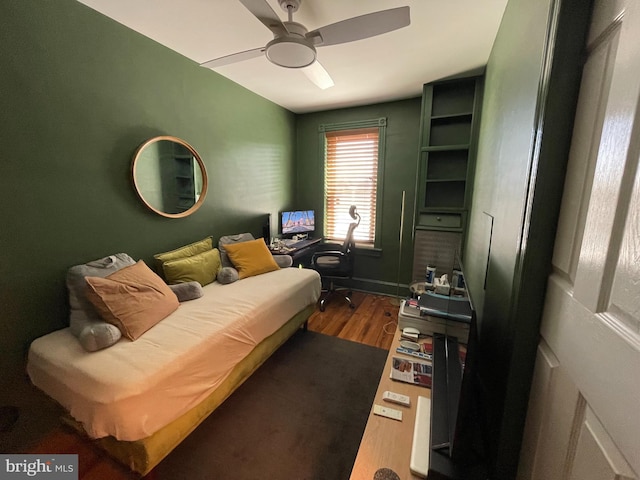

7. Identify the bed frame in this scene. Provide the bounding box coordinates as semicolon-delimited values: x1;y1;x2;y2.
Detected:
63;304;314;475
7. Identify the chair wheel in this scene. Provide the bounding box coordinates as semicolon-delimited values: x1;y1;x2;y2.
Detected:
319;299;326;312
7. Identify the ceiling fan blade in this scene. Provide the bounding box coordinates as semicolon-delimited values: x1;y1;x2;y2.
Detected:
302;61;334;90
307;6;410;47
200;47;265;69
238;0;289;37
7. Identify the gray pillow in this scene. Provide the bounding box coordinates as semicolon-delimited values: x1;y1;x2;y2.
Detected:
273;254;293;268
169;281;204;302
217;267;239;285
66;253;135;349
78;323;122;352
218;233;255;268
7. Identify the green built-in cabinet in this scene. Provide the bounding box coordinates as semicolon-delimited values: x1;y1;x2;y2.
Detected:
415;76;483;233
411;76;483;282
174;154;197;213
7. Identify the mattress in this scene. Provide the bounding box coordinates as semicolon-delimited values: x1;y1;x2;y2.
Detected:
28;267;321;441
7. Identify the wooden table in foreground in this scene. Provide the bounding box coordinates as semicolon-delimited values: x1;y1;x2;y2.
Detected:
350;328;430;480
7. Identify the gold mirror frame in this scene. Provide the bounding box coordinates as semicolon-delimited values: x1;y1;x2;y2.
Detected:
131;136;208;219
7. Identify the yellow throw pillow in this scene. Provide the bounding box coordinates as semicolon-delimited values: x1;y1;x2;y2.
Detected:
223;238;280;279
85;260;179;341
162;248;221;286
153;236;213;271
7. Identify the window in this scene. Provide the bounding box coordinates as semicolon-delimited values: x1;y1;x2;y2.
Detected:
321;118;386;247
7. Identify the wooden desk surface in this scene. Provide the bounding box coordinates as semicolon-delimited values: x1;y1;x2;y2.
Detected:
269;237;322;253
350;328;431;480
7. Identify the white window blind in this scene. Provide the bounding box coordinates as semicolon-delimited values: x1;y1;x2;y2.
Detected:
324;127;379;245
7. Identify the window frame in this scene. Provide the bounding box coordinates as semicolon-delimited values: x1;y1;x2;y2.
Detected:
318;117;387;250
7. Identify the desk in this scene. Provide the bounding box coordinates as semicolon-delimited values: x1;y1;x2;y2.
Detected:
349;328;430;480
269;237;322;266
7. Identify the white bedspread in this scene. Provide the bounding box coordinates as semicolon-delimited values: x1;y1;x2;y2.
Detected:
28;267;321;441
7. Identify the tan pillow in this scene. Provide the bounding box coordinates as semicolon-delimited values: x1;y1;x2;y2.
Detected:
162;248;221;286
153;236;213;272
223;238;280;279
66;253;136;338
85;260;179;340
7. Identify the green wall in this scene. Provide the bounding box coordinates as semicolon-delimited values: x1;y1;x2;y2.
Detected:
465;0;591;477
0;0;296;371
295;99;422;294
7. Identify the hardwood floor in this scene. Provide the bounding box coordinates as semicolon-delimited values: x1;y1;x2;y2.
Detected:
307;291;398;350
19;292;399;479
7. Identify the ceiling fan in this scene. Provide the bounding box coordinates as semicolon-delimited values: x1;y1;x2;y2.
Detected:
200;0;410;89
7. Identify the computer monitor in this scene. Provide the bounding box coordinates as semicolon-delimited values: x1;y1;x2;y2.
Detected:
280;210;315;236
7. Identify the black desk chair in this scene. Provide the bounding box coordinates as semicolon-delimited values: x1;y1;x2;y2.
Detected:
312;206;360;312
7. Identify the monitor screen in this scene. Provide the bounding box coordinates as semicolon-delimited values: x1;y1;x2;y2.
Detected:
281;210;315;235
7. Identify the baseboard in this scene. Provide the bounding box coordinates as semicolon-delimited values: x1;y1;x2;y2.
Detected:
350;277;411;297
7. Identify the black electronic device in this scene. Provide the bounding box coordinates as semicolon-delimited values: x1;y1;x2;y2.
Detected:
426;294;486;479
262;213;272;245
280;209;315;237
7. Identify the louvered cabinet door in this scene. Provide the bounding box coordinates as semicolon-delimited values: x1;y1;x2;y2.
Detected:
411;229;461;283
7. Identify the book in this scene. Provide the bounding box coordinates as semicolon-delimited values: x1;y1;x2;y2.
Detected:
390;356;433;388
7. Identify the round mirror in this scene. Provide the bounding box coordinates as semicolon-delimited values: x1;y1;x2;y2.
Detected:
132;136;208;218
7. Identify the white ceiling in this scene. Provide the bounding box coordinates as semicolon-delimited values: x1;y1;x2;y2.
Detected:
76;0;507;113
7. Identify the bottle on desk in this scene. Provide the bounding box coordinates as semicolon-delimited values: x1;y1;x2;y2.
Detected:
425;265;436;288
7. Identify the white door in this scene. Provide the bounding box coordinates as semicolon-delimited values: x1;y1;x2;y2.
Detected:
517;1;640;479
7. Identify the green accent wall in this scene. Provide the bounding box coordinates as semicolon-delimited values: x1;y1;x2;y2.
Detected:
2;3;595;474
464;0;591;477
0;0;296;371
295;99;422;294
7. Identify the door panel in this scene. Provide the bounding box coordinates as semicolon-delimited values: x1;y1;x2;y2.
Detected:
539;281;640;476
519;0;640;478
610;170;640;332
569;407;635;480
529;358;580;480
518;342;559;478
552;29;617;281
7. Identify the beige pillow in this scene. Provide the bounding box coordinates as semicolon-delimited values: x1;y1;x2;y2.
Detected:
153;236;213;272
85;260;179;340
224;238;279;279
162;248;221;286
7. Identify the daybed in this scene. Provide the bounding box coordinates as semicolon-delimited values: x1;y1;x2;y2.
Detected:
27;236;321;475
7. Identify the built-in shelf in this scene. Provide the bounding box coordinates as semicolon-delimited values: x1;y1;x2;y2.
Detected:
431;112;473;121
415;76;482;230
426;178;468;183
173;151;196;212
422;144;470;152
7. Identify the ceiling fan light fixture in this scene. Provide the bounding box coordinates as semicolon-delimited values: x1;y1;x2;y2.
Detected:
206;1;411;89
266;37;316;68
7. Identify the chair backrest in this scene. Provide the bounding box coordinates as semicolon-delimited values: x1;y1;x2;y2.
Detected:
341;220;359;254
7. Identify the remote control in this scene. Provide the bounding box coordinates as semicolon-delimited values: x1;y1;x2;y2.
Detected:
399;340;421;351
382;390;411;407
373;404;403;421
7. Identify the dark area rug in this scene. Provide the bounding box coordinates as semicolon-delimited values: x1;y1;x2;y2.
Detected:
153;330;387;480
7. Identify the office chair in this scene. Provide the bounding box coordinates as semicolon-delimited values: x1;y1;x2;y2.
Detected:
312;205;360;312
